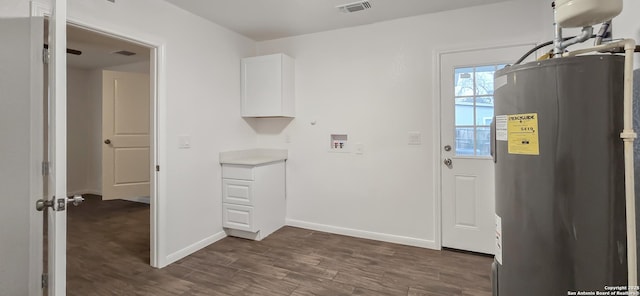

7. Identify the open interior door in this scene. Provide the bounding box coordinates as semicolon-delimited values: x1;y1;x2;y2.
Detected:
102;70;151;200
0;14;45;296
47;0;69;294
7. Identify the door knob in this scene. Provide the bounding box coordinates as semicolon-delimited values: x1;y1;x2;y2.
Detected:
67;195;85;207
443;158;453;166
36;198;55;211
54;195;85;211
36;195;83;211
104;139;111;144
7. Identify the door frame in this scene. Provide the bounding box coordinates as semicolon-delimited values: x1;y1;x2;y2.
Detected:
432;42;536;251
31;1;168;268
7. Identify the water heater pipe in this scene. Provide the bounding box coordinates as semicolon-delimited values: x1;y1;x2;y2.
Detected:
595;20;612;46
553;17;563;55
559;26;594;52
565;39;638;293
552;1;562;57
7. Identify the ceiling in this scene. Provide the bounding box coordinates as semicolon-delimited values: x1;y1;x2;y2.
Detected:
67;25;150;69
45;22;151;70
163;0;511;41
54;0;512;68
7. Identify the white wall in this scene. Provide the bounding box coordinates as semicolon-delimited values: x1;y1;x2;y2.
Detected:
87;69;103;194
67;66;101;195
1;0;258;266
67;66;90;194
254;0;551;248
616;0;640;69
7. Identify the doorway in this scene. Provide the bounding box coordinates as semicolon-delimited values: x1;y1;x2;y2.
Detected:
44;16;160;287
65;24;152;201
438;44;535;254
62;22;156;276
26;2;166;293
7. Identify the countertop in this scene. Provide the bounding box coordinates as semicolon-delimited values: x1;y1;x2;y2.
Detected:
219;149;288;166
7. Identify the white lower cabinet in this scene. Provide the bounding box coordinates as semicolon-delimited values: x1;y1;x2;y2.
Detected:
222;204;255;232
222;179;253;206
221;161;285;241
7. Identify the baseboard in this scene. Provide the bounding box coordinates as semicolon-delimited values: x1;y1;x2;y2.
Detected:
164;231;227;266
65;191;150;205
66;189;101;196
122;196;151;204
286;219;438;250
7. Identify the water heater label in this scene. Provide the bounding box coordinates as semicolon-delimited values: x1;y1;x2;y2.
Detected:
495;214;502;265
496;115;508;141
507;113;540;155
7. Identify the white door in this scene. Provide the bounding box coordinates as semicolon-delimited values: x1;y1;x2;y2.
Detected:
48;1;70;294
0;15;45;296
440;45;534;254
0;1;66;295
102;70;151;200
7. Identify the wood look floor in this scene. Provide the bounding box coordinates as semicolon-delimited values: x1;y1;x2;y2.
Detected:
67;195;493;296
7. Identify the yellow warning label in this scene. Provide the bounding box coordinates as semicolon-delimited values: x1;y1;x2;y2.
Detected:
507;113;539;155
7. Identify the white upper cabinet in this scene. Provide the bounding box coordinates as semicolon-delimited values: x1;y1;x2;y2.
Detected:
241;53;295;117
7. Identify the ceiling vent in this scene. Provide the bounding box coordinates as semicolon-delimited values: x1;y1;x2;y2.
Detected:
112;50;136;56
337;1;372;13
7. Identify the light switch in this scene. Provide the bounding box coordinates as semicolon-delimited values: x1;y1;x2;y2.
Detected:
408;132;421;145
179;135;191;149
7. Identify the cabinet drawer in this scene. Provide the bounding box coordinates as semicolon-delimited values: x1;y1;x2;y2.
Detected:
222;164;254;180
222;204;256;232
223;179;253;206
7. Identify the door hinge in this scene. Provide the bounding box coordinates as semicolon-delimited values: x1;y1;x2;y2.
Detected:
42;161;50;176
41;273;48;289
156;165;160;172
42;48;50;64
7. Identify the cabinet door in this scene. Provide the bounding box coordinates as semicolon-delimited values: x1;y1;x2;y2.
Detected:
223;204;256;232
241;54;282;116
222;179;253;206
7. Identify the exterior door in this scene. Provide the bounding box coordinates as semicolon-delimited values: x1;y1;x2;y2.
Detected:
440;45;534;254
102;70;151;200
0;1;67;294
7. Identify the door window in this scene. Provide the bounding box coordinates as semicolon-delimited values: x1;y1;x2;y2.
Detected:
454;64;505;156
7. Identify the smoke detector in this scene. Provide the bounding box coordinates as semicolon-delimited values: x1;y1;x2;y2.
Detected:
337;1;372;13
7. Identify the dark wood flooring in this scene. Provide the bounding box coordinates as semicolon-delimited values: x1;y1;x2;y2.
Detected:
67;195;493;296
